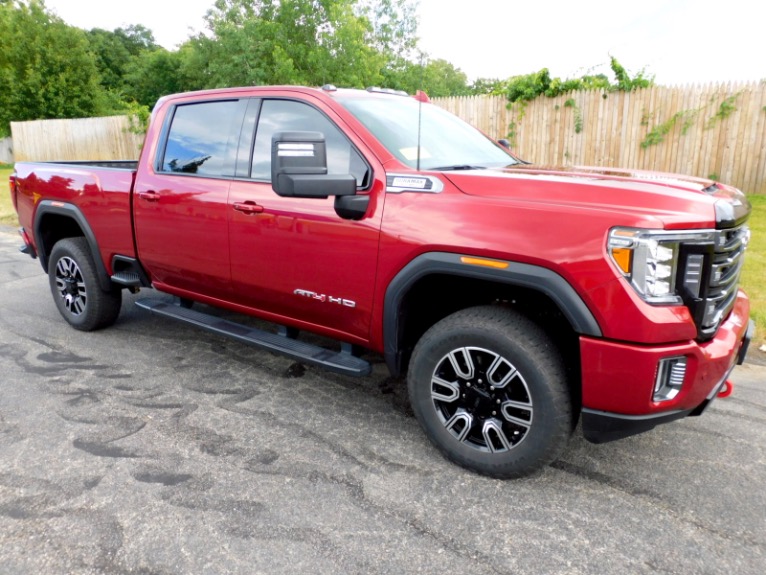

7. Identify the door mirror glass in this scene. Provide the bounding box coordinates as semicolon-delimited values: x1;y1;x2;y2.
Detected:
271;131;355;198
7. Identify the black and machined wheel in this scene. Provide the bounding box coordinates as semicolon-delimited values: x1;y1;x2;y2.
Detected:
408;306;573;478
48;237;122;331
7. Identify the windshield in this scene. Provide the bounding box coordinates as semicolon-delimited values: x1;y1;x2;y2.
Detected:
336;94;518;170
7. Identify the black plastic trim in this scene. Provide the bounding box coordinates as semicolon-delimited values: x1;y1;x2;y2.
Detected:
714;197;751;229
35;160;138;170
334;195;370;220
18;228;37;258
33;200;112;291
738;319;755;365
581;407;692;443
111;255;152;287
383;252;602;375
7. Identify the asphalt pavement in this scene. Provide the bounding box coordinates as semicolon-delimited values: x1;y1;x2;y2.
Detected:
1;226;764;575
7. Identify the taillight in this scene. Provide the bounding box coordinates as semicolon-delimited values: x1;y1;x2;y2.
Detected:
9;174;17;210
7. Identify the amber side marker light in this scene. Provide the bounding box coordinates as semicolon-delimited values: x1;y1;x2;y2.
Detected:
610;247;633;274
8;175;16;208
608;229;636;275
460;256;509;270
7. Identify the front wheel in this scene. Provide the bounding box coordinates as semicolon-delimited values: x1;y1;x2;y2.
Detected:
48;237;122;331
408;306;573;478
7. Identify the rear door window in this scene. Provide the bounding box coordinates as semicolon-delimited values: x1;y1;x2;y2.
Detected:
161;100;247;177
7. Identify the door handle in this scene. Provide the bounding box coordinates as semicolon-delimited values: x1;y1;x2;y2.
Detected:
233;201;264;214
138;190;160;202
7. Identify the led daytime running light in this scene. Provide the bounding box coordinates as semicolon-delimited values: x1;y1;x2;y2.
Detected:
608;228;716;305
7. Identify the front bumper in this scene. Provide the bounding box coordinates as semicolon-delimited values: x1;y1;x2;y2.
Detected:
580;291;753;443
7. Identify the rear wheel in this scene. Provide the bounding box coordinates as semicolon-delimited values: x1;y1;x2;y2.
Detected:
48;237;122;331
408;306;572;478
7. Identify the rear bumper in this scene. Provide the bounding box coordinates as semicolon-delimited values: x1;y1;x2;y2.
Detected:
580;292;753;443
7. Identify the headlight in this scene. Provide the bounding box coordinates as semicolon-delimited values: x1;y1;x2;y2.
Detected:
608;228;716;304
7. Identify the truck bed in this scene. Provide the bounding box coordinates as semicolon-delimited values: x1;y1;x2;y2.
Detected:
13;160;138;271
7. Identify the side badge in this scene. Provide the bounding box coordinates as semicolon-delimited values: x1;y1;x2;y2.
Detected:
294;289;356;308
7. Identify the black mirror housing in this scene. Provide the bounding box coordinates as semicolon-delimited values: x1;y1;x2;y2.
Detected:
277;173;357;198
271;131;355;198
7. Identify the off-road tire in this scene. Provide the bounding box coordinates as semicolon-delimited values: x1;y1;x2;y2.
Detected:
408;305;572;478
48;237;122;331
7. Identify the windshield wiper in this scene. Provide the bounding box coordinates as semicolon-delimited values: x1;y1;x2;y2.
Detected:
430;164;487;171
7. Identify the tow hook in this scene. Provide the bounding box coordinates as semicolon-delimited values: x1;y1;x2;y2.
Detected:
718;380;734;398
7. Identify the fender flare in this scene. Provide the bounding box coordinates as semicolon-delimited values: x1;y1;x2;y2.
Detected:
33;200;113;292
383;252;602;376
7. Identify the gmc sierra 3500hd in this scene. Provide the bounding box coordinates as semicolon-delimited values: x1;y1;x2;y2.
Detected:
9;85;754;478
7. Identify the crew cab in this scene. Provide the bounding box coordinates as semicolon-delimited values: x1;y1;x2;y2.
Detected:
9;85;755;478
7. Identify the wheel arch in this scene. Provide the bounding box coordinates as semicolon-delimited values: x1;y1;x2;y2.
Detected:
33;201;112;292
383;252;602;377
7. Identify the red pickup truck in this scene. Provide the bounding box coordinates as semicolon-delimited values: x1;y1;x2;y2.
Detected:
9;85;754;478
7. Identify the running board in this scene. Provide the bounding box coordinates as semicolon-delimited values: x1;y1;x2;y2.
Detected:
135;298;371;377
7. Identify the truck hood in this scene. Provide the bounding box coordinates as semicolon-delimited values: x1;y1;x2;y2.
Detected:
442;165;751;229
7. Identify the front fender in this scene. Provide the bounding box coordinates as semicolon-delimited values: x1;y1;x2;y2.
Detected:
382;251;602;376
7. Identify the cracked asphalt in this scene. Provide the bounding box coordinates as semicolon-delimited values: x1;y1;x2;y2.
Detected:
0;226;764;574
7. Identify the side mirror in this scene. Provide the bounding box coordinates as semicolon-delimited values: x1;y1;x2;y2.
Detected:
498;138;511;150
271;131;356;198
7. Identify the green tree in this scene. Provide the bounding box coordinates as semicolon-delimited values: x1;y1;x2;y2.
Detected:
383;56;471;97
468;77;506;95
0;0;108;135
359;0;418;62
86;28;133;92
185;0;390;89
123;48;186;108
86;25;158;94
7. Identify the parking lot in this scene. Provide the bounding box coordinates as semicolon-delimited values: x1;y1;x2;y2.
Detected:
1;226;764;574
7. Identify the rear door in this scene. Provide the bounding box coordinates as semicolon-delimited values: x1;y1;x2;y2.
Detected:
134;98;247;300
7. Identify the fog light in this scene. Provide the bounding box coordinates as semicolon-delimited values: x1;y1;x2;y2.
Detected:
654;357;687;401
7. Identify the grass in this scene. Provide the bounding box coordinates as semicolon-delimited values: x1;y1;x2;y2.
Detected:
0;160;763;346
0;164;18;227
741;195;766;349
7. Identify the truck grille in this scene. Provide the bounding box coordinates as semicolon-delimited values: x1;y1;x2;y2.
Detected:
682;224;749;341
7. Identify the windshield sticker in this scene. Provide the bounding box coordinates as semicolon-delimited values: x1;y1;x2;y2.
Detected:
400;147;432;161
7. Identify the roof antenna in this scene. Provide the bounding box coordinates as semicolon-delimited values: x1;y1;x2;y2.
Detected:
416;95;423;172
416;53;425;172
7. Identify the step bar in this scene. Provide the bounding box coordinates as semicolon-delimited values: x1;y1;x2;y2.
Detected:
135;298;371;377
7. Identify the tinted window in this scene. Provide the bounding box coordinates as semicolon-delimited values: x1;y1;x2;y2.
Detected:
162;100;246;177
251;99;368;186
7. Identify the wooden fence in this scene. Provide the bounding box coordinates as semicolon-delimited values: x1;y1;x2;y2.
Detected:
0;137;12;164
10;115;144;162
8;85;766;194
434;82;766;195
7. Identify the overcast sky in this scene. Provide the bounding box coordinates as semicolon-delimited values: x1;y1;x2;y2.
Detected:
44;0;764;85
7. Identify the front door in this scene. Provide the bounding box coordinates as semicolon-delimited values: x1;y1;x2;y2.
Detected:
228;98;383;343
